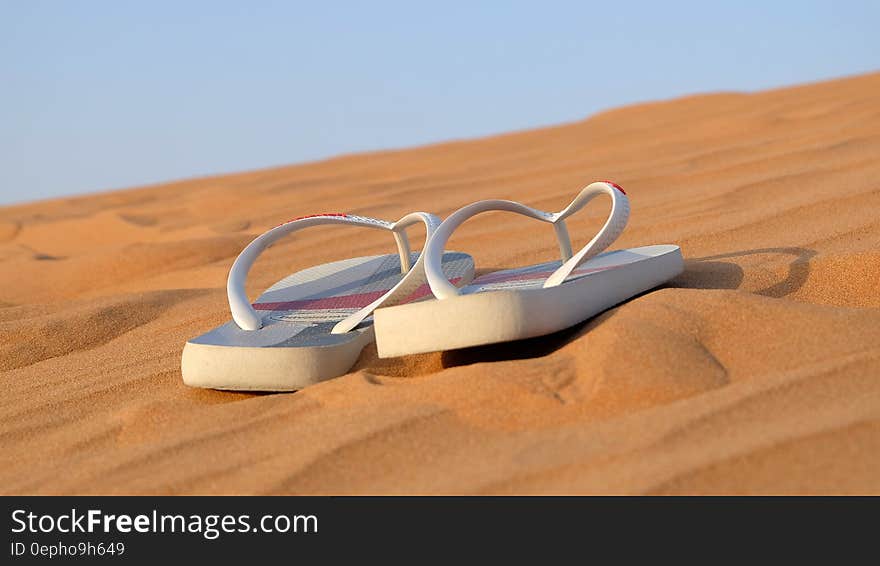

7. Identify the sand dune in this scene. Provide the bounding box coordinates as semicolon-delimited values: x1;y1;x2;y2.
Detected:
1;72;879;494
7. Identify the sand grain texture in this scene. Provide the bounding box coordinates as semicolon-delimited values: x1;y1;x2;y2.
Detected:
2;73;879;493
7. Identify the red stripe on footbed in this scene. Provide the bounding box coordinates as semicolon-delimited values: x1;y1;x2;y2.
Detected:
255;265;624;312
252;277;463;311
253;288;387;311
401;277;461;304
471;264;624;286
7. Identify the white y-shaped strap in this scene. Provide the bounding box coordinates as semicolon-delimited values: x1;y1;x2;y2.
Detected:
228;212;440;331
423;181;630;299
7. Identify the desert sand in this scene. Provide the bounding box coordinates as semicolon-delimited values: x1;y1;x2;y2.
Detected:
1;73;879;494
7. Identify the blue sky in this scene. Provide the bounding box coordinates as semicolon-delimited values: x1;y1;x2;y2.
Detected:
1;1;877;205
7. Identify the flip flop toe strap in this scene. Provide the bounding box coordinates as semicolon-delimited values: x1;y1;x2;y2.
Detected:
228;212;440;331
423;181;629;299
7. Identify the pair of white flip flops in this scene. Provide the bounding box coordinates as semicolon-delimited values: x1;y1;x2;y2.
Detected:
182;181;683;391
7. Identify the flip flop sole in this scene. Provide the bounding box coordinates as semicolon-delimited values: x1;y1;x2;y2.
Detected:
183;251;473;390
374;245;683;357
182;327;375;391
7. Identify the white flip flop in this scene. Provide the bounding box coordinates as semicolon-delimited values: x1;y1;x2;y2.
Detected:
373;181;683;357
182;212;474;391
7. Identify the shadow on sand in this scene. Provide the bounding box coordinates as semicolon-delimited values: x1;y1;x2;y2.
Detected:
671;246;816;298
440;246;817;368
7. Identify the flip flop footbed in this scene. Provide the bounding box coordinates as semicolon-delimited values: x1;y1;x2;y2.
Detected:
374;245;683;357
183;251;474;390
